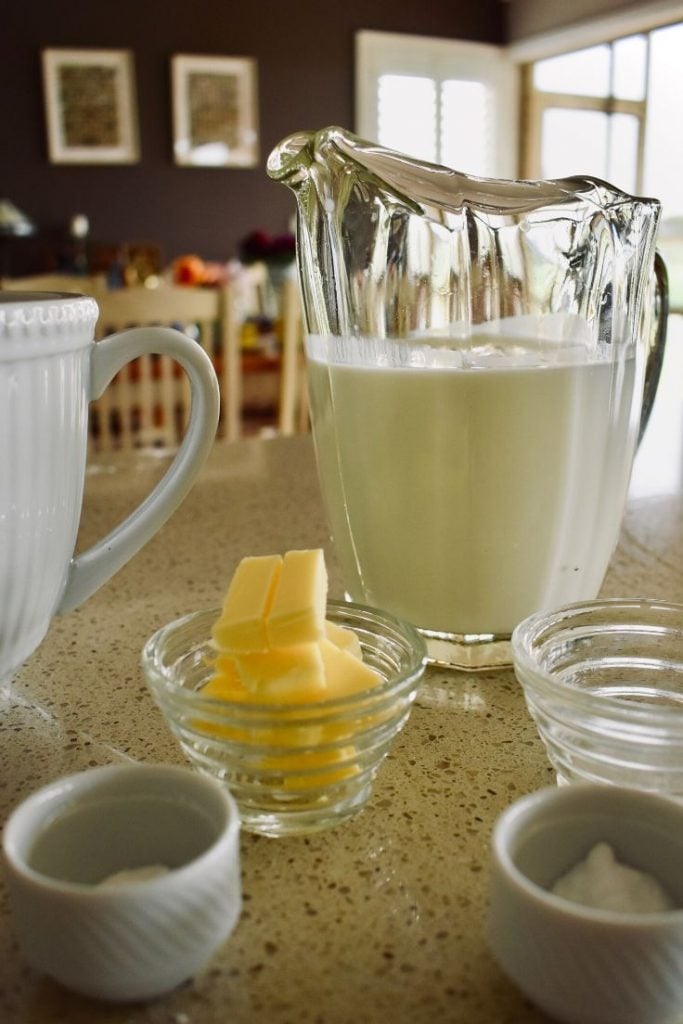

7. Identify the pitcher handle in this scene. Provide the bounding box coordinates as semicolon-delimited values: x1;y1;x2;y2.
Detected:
57;326;220;614
639;250;669;444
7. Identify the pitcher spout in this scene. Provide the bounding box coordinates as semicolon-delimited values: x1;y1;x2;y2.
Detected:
266;130;317;189
268;125;662;345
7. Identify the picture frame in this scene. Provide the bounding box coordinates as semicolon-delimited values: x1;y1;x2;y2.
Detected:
41;48;140;165
171;54;259;168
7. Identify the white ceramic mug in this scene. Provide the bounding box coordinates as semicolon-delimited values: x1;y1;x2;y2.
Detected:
0;291;220;682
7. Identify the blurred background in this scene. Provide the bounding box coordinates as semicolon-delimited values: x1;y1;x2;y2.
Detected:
3;0;682;280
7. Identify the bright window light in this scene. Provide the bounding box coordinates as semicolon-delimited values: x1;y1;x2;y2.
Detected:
441;80;492;176
534;45;611;97
378;74;437;163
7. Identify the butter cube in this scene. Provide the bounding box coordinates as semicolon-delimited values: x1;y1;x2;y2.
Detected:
267;549;327;647
208;548;377;709
325;619;362;660
235;642;326;701
202;656;251;702
212;554;282;652
319;637;381;697
262;745;360;790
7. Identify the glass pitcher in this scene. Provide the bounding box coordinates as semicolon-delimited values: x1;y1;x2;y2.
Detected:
268;126;667;669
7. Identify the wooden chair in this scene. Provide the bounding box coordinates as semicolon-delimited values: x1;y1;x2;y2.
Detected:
1;272;107;298
278;275;309;435
92;283;240;452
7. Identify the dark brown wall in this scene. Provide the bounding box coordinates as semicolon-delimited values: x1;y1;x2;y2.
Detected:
2;1;504;273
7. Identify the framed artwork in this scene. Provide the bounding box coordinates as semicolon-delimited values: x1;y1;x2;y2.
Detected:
171;54;259;168
41;48;140;164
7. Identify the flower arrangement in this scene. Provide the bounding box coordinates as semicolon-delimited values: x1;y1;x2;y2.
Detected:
238;230;296;267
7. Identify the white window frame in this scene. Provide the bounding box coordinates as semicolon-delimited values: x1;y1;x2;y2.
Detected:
506;1;683;63
520;42;649;187
512;4;683;188
355;30;519;180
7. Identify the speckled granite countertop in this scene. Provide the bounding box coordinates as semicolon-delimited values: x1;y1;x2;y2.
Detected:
1;407;682;1024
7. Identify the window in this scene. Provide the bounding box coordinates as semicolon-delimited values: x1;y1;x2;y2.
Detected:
356;21;683;305
522;20;683;309
523;21;683;217
355;31;518;179
523;36;647;194
378;74;437;162
643;22;683;217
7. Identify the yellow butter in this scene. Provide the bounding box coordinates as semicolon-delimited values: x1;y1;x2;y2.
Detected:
211;554;282;652
267;549;327;647
258;744;359;790
319;637;381;698
201;659;250;702
235;642;326;699
205;548;379;718
324;619;362;660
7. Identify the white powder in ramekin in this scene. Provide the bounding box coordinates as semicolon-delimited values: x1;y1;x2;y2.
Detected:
551;842;674;913
98;865;170;887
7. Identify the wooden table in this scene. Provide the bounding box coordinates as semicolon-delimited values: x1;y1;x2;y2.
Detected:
1;320;682;1024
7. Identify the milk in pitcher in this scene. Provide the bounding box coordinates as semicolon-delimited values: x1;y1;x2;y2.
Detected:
307;331;638;638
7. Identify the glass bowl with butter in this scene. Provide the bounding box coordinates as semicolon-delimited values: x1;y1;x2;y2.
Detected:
142;550;427;836
511;598;683;797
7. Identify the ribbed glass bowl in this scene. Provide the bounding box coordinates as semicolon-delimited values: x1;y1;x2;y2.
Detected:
142;600;427;836
511;598;683;796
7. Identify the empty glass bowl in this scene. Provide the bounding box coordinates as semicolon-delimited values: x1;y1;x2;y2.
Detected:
511;598;683;796
142;600;426;836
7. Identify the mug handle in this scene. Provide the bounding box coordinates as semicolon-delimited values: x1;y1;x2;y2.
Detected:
638;250;669;444
57;326;220;614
